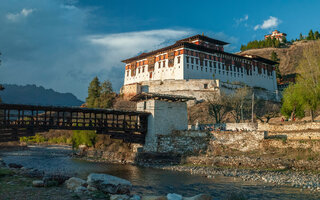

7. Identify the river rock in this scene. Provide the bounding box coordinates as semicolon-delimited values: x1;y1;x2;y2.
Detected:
183;194;212;200
8;163;23;168
65;177;87;191
87;185;98;191
87;173;132;194
75;186;88;193
141;196;167;200
43;173;70;186
110;194;130;200
130;194;141;200
167;193;182;200
32;180;44;187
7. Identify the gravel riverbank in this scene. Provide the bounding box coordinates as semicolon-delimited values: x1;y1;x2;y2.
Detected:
145;164;320;192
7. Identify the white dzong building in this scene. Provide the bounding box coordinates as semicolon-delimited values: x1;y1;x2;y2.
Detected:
121;34;278;100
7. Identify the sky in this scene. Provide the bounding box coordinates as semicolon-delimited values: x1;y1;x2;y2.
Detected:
0;0;319;100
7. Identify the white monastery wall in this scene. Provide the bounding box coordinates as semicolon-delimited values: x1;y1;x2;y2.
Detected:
124;47;277;94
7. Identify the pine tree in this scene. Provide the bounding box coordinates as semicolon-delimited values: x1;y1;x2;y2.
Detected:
86;76;101;108
314;31;320;40
98;81;115;109
307;29;314;40
282;36;287;43
299;33;304;41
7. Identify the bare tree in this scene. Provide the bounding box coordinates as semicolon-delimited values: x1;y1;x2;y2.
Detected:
229;86;252;123
256;100;280;123
207;92;232;124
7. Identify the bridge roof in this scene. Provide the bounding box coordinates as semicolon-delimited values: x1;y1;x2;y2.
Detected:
0;103;150;115
130;92;196;102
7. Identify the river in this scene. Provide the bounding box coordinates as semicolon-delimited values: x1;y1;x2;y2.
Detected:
1;145;320;200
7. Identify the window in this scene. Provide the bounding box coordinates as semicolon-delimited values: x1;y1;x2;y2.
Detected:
187;64;189;69
186;56;189;63
197;66;199;70
209;62;212;68
196;58;199;65
192;65;194;70
218;63;220;69
204;60;207;66
158;62;161;68
142;66;145;73
214;62;216;68
191;57;194;64
177;56;181;64
204;84;208;89
201;67;203;71
163;61;166;67
127;70;129;76
205;68;207;72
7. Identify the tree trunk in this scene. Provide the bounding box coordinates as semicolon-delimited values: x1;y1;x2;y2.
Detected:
310;110;315;122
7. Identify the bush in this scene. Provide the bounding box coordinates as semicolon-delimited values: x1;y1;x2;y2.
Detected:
71;130;97;149
19;134;45;144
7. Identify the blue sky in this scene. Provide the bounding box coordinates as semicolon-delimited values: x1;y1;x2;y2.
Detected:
0;0;319;100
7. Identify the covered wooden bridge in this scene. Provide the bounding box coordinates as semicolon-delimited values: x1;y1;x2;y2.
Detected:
0;103;149;143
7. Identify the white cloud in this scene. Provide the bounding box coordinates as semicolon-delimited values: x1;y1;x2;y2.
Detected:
6;8;34;22
235;14;249;26
254;16;280;30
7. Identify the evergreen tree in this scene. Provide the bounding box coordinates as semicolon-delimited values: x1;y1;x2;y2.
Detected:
282;36;287;43
299;33;304;40
314;31;320;40
307;29;314;40
86;77;101;108
85;77;115;109
98;81;115;109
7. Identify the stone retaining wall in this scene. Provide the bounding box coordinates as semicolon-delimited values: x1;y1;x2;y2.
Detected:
258;122;320;132
267;130;320;140
211;131;265;152
156;130;209;154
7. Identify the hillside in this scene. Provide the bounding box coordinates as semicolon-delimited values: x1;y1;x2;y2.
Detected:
0;84;84;106
238;40;320;75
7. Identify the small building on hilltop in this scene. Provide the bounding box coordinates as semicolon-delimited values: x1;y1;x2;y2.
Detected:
264;30;287;42
121;34;279;101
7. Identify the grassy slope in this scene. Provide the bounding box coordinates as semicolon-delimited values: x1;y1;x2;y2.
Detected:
238;40;320;75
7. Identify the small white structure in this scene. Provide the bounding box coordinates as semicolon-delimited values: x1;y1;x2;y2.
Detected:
131;93;195;152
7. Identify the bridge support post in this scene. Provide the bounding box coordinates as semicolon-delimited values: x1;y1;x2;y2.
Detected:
135;96;189;152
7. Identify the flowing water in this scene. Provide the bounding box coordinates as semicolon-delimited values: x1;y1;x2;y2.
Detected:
1;145;320;200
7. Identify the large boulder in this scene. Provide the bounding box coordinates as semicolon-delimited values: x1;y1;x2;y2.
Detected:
65;177;87;191
32;180;44;187
87;173;132;194
167;194;182;200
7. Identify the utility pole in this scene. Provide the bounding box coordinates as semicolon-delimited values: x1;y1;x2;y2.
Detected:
251;92;254;123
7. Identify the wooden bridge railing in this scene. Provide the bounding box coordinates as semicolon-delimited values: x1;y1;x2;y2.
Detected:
0;103;149;143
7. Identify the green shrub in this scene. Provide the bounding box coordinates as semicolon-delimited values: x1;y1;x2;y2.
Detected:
19;134;45;144
72;130;97;149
